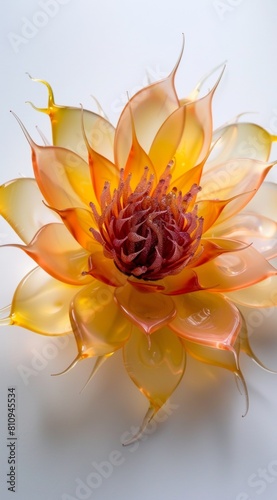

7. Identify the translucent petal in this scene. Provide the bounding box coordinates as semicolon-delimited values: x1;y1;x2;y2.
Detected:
162;268;204;296
246;181;277;220
13;113;96;210
194;245;276;292
0;178;58;244
69;282;131;358
239;313;277;373
190;238;248;268
123;325;185;438
114;284;176;335
7;223;92;285
114;44;183;168
199;158;275;224
51;206;99;252
87;147;120;203
4;267;82;334
87;251;127;288
28;78;115;161
205;212;277;259
197;194;250;234
207;122;275;170
225;275;277;307
149;88;215;180
170;291;241;347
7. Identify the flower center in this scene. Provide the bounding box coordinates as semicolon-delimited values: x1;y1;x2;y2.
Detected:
89;165;203;280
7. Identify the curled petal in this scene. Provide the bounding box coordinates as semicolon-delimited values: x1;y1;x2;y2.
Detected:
87;251;127;287
28;78;115;160
207;122;275;170
114;41;183;167
4;267;83;334
226;276;277;307
13;112;96;210
87;147;120;203
170;291;241;347
0;178;58;243
123;325;185;442
114;284;176;335
69;282;131;358
206;212;277;259
199;158;275;224
197;193;250;233
162;268;204;296
50;206;99;252
190;238;248;268
246;181;277;220
6;223;92;285
194;245;276;292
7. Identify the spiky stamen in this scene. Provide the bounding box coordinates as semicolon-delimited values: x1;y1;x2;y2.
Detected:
89;165;203;280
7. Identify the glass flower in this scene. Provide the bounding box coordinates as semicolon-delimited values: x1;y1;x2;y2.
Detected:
1;43;277;443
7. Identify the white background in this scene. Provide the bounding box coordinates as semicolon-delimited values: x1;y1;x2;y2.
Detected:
1;1;277;499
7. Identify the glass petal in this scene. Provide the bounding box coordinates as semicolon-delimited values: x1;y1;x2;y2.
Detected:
246;181;277;220
170;291;241;347
162;268;204;296
199;158;275;224
114;284;176;335
87;251;127;288
70;282;131;358
226;275;277;307
114;47;183;168
52;206;99;252
190;238;248;268
205;212;277;259
28;78;115;161
6;266;82;334
87;147;120;203
8;223;92;285
194;245;276;292
207;122;274;170
0;178;58;244
123;325;185;441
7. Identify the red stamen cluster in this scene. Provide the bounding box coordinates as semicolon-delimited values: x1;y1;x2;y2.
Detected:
90;165;203;280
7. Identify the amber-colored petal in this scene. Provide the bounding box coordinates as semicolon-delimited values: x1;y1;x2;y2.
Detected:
246;181;277;220
197;193;250;234
190;237;248;268
6;223;92;286
225;276;277;307
87;147;120;204
162;268;204;296
123;116;157;189
170;291;241;347
194;245;276;292
50;206;98;252
13;113;96;210
199;158;275;224
28;78;115;161
205;212;277;259
114;41;184;168
0;178;58;244
207;122;275;171
114;284;176;335
87;251;127;288
69;282;131;359
122;325;185;443
1;266;82;334
239;313;277;373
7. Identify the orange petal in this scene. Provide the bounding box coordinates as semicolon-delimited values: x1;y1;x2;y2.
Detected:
3;267;83;334
7;223;92;285
170;291;241;347
51;206;99;252
190;238;248;268
69;282;131;358
199;158;275;224
28;78;115;161
194;245;276;292
197;193;250;233
87;147;120;204
87;251;126;288
0;178;58;244
13;113;96;210
114;42;183;168
162;268;204;296
122;325;185;443
114;284;176;335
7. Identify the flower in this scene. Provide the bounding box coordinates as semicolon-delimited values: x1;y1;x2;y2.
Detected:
1;41;277;443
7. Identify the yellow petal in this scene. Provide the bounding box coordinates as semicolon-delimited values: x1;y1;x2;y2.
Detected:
3;267;82;334
226;275;277;307
0;178;58;244
7;223;92;285
51;206;99;252
87;251;126;287
114;284;176;335
28;78;115;161
123;325;185;442
114;43;183;168
69;282;131;358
